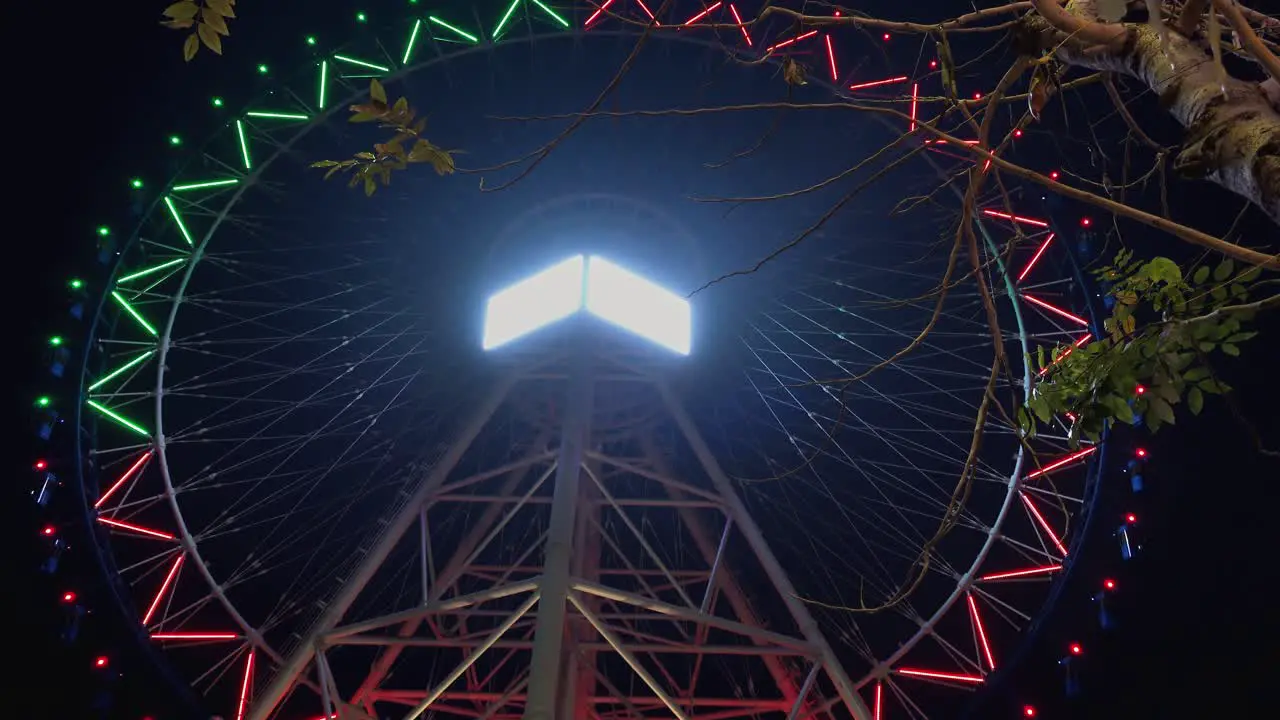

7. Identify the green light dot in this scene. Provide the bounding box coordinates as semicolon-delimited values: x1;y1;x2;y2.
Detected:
96;226;111;237
169;135;182;146
212;96;225;107
306;35;317;46
258;64;269;74
50;336;63;347
356;12;367;22
69;278;84;290
130;178;144;189
37;396;51;408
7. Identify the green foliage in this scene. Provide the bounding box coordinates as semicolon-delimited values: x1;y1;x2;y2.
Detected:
310;80;459;196
1017;251;1266;445
162;0;235;61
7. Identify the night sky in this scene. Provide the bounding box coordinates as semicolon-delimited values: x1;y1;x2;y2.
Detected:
8;1;1277;718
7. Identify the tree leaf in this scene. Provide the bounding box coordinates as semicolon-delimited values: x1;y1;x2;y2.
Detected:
160;18;195;29
1221;343;1240;356
370;79;388;105
363;175;376;196
1224;331;1257;343
203;10;230;35
1236;265;1262;283
1143;256;1181;284
310;160;341;168
1148;396;1175;426
206;0;236;17
1213;259;1234;281
198;22;223;54
1187;386;1204;415
163;1;200;20
183;32;200;61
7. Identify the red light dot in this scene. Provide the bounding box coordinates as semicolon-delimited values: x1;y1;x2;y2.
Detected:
34;459;48;471
1049;171;1060;180
930;60;938;69
1136;448;1147;457
1023;706;1037;718
1135;385;1145;395
1103;578;1116;590
1014;129;1023;138
42;525;56;536
883;33;891;41
94;656;109;668
1126;513;1137;523
1081;217;1092;227
973;92;983;100
1070;643;1083;655
62;591;77;603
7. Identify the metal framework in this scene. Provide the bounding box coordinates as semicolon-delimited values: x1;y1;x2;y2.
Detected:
247;333;871;719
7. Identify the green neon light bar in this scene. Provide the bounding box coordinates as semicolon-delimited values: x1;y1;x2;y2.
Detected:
87;400;151;437
530;0;569;27
318;60;329;110
429;15;479;43
117;258;186;284
162;196;195;247
491;0;521;40
235;120;252;170
171;178;240;192
332;54;391;73
403;19;423;64
87;350;156;392
245;110;310;120
111;291;159;337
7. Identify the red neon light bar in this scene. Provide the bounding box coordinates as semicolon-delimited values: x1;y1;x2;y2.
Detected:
683;1;721;26
1021;294;1090;326
895;668;984;684
98;516;176;540
979;564;1063;581
981;209;1050;227
636;0;658;22
967;594;997;670
95;450;153;509
874;683;883;720
910;82;918;131
584;0;616;27
728;3;750;45
927;138;981;145
1017;233;1056;283
848;75;909;92
142;554;185;625
1020;491;1069;557
236;651;255;720
1026;445;1097;479
825;35;838;81
766;29;817;53
1037;333;1092;376
151;632;240;641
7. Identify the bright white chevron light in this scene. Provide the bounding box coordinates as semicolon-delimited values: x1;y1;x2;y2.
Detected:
481;254;691;355
585;256;691;355
482;255;585;351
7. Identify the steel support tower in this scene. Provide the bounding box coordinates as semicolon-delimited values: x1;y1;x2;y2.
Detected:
248;325;872;720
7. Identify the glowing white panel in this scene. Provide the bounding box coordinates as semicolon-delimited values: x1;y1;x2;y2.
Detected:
585;256;691;355
483;255;585;350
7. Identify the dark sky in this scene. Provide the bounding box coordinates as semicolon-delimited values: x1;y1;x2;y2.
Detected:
8;1;1277;719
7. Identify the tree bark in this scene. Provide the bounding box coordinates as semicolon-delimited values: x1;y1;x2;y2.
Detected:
1023;0;1280;227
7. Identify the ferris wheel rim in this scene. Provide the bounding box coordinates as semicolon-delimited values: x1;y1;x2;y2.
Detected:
71;4;1106;715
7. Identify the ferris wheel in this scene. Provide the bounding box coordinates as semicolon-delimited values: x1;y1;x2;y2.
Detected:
60;3;1108;719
